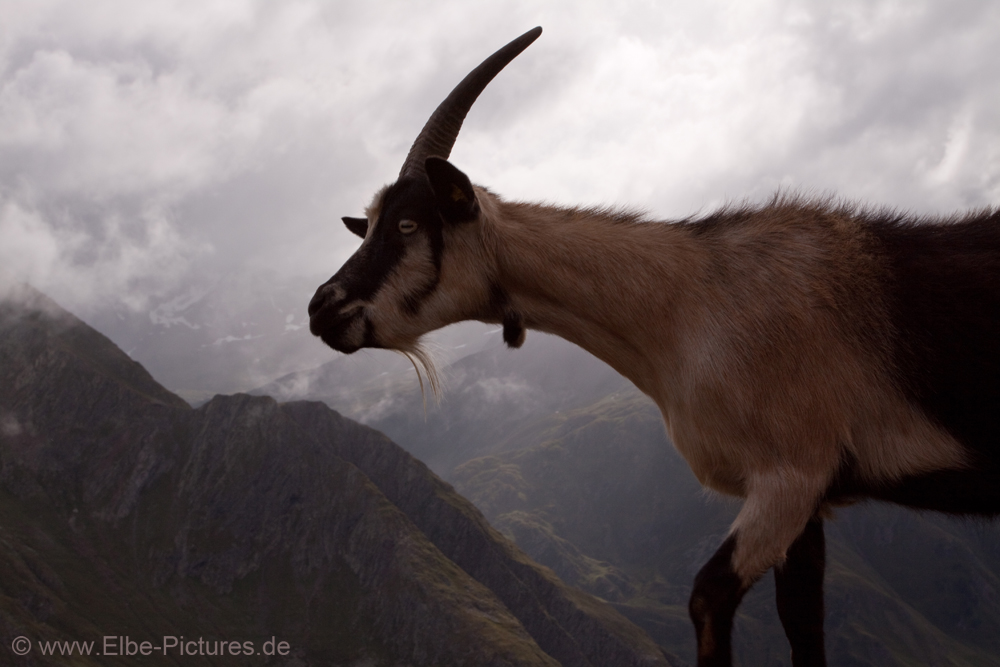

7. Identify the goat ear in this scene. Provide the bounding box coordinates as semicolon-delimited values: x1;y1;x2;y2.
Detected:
425;157;480;223
342;216;368;238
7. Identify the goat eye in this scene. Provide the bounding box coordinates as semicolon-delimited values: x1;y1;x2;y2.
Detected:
398;219;418;234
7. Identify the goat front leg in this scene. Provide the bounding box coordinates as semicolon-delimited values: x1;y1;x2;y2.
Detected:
689;534;751;667
689;470;827;667
775;516;826;667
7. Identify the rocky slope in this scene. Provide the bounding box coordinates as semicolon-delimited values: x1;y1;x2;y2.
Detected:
0;283;673;666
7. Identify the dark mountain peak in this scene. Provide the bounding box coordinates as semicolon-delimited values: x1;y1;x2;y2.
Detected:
0;285;674;666
1;281;189;410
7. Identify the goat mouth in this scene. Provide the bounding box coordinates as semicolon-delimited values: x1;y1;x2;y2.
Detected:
321;332;363;354
309;306;372;354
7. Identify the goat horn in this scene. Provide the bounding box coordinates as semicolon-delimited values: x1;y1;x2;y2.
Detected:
399;26;542;179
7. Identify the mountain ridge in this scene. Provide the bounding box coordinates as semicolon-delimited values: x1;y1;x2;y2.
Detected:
0;283;673;666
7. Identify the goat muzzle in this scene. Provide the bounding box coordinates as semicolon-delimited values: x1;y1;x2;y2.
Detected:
308;283;369;353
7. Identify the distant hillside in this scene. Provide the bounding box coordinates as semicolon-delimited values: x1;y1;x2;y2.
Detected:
450;390;1000;667
266;326;1000;666
0;283;673;667
256;331;632;474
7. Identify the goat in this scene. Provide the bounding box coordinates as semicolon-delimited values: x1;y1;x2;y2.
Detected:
308;27;1000;667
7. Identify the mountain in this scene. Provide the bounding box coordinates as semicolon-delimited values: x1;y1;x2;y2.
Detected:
0;283;674;666
78;271;333;405
264;327;1000;666
450;389;1000;667
257;331;633;474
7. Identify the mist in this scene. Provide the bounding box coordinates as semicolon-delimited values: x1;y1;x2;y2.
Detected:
2;0;998;399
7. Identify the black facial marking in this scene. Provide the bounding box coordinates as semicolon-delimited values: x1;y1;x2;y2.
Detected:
329;177;443;305
402;221;444;316
309;176;447;350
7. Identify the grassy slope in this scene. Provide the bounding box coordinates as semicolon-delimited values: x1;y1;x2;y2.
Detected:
452;387;1000;667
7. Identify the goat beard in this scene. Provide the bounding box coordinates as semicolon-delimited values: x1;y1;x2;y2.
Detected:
396;343;442;409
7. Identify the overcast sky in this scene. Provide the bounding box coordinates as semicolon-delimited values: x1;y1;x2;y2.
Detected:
2;0;999;337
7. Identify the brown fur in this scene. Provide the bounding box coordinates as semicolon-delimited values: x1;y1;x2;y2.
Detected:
469;192;968;582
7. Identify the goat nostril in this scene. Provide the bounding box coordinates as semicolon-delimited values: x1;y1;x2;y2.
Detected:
309;282;347;317
308;292;326;317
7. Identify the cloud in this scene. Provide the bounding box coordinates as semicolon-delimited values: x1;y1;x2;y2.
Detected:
456;0;1000;215
0;194;207;311
0;50;253;198
4;1;998;292
471;377;540;407
0;200;65;286
0;1;386;311
1;0;999;393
